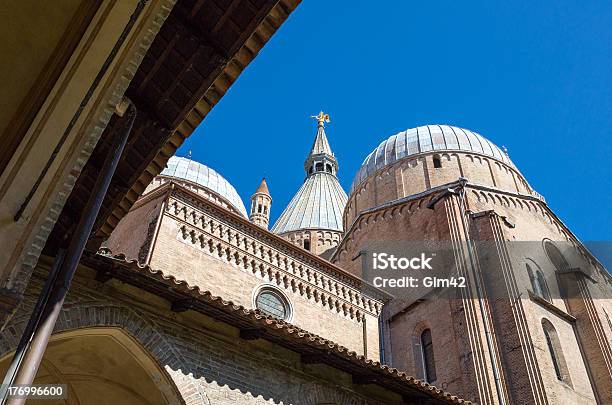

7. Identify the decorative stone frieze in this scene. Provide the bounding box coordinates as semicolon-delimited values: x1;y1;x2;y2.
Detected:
167;190;383;320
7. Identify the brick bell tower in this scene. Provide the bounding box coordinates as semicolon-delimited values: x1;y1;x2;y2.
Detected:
249;178;272;229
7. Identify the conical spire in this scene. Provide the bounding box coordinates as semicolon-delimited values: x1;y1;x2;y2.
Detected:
304;111;338;176
255;177;270;195
250;177;272;229
273;111;347;242
308;112;333;156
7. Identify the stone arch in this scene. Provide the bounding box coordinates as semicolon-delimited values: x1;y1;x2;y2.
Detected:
0;305;186;405
410;320;437;383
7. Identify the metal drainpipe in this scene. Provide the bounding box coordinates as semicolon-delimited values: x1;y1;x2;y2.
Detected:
378;309;386;364
456;178;507;405
0;249;65;403
1;101;136;405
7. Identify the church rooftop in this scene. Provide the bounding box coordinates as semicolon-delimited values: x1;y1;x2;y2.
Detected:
160;156;248;218
350;125;514;194
272;112;347;235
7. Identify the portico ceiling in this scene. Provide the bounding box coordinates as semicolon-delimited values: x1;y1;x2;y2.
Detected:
45;0;301;253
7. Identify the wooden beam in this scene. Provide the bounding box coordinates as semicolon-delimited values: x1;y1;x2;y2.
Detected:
94;270;114;284
300;354;327;365
171;298;194;312
352;375;379;385
239;328;264;340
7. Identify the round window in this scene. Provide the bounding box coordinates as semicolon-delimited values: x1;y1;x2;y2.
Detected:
255;288;290;320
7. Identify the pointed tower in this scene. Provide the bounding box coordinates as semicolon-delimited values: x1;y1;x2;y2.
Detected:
271;112;348;258
249;178;272;229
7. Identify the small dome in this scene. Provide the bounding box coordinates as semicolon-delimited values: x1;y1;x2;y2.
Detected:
350;125;513;193
160;156;248;217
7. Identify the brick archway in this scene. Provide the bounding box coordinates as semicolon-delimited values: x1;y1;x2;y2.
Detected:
0;304;188;405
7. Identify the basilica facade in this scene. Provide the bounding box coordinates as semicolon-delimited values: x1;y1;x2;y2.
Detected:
2;113;611;405
107;113;612;404
103;116;612;403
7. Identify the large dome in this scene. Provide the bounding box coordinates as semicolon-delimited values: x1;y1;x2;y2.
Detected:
350;125;513;193
160;156;248;217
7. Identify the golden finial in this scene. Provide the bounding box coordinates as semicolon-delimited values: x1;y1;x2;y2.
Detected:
311;111;330;127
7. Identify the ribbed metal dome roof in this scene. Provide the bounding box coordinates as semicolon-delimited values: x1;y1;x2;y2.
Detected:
272;115;347;235
350;125;513;193
271;173;348;234
160;156;248;217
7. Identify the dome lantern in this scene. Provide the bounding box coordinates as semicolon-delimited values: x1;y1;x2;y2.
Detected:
272;112;347;257
304;111;338;177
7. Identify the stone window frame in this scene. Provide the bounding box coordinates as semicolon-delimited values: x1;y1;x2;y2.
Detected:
411;321;437;384
526;258;551;302
252;284;293;322
541;318;573;387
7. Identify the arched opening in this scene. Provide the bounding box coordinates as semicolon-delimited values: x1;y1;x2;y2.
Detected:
527;261;551;301
0;328;184;405
544;240;570;272
325;163;333;173
432;155;442;168
541;319;572;386
420;329;436;383
303;239;311;251
315;162;323;172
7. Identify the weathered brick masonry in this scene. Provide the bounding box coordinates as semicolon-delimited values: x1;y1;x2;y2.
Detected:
0;257;468;405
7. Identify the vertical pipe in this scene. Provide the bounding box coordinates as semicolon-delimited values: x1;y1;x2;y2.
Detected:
0;250;65;403
2;102;136;405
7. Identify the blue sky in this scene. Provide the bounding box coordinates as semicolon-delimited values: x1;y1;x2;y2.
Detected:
178;0;612;241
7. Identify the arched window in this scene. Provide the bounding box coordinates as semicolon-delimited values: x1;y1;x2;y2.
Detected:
604;308;612;333
255;287;291;320
544;240;570;272
542;319;572;385
420;329;436;383
315;162;323;172
303;239;311;251
433;155;442;168
263;205;268;215
325;163;333;173
527;262;551;301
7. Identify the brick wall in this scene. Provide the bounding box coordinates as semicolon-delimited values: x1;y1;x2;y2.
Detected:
0;264;406;405
345;151;535;227
109;185;384;359
335;178;610;404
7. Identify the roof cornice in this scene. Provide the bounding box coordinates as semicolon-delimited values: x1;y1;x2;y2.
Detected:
164;180;386;297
